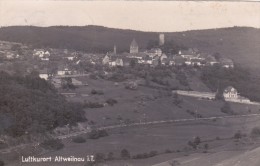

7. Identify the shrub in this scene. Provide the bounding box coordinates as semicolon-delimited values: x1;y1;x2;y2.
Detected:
40;139;64;150
0;160;4;166
221;102;234;115
188;141;197;149
106;98;118;106
125;82;138;90
204;144;209;150
91;89;104;95
194;136;201;145
95;153;105;162
107;152;114;160
250;127;260;138
121;149;131;159
72;136;86;143
83;101;104;108
149;150;158;157
233;130;242;140
165;149;172;153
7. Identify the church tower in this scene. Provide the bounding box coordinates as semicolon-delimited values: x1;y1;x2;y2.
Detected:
130;39;138;54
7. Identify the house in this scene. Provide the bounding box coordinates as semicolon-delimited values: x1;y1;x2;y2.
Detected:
220;58;234;68
191;59;203;66
130;39;138;54
33;49;45;57
102;54;110;65
205;55;218;66
33;49;50;58
109;56;123;67
172;56;186;66
160;53;167;61
223;86;238;100
146;48;162;58
57;67;72;76
39;68;49;80
6;52;16;59
63;54;76;61
178;49;198;60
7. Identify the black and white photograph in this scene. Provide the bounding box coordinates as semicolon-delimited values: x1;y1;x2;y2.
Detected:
0;0;260;165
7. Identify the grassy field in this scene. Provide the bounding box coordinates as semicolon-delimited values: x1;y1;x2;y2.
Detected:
61;76;260;127
6;115;260;166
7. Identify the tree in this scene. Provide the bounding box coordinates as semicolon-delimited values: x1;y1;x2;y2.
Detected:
130;59;136;68
251;127;260;138
194;136;201;145
221;102;234;115
107;152;114;160
121;149;130;159
233;130;242;140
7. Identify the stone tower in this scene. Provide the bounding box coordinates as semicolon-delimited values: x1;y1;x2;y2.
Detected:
159;34;165;46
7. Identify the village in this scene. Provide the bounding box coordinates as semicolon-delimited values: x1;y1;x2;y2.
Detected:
1;33;251;106
0;34;235;79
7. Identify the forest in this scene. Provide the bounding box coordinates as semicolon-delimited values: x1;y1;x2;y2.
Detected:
0;71;86;137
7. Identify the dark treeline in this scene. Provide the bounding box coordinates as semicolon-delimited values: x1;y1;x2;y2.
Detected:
0;71;86;137
201;65;260;102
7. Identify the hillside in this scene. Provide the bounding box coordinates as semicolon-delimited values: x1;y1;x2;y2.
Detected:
0;26;259;71
0;71;86;137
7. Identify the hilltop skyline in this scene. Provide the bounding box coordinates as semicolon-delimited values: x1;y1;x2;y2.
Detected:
0;1;259;32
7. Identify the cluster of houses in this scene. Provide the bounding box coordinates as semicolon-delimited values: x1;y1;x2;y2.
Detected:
0;41;22;60
102;36;234;68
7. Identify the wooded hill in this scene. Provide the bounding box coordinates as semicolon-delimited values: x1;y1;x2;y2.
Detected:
0;26;259;71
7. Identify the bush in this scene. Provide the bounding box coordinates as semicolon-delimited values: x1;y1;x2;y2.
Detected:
40;139;64;150
125;81;138;90
169;160;180;166
72;136;86;143
83;101;104;108
204;144;209;150
91;89;104;95
121;149;131;159
165;149;173;153
106;98;118;106
95;153;105;162
194;136;201;145
221;102;234;115
251;127;260;138
233;130;242;140
88;129;108;139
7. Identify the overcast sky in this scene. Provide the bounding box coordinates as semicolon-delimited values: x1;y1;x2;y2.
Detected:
0;0;259;32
